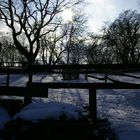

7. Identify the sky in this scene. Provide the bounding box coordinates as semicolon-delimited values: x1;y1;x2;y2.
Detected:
85;0;140;33
0;0;140;34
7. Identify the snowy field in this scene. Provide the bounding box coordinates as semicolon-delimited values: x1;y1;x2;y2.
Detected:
0;73;140;140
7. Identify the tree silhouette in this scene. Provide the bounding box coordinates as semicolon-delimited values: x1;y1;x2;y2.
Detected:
0;42;2;52
103;10;140;64
0;0;83;66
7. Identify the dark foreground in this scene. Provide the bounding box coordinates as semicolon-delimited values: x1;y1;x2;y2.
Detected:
0;119;117;140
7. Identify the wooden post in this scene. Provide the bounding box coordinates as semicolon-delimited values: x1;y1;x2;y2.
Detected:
6;72;10;87
24;82;32;105
85;70;88;80
89;88;97;121
24;95;32;105
105;73;107;83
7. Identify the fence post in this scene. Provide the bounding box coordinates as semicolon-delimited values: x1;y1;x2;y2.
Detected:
85;69;88;80
89;88;97;121
105;73;107;83
24;81;32;105
6;71;10;87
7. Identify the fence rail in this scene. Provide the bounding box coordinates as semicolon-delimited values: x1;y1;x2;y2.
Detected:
0;64;140;73
27;82;140;121
0;64;140;121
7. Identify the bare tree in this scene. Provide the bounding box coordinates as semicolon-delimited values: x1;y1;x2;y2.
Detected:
0;42;2;52
39;7;87;65
85;34;102;64
103;10;140;64
0;0;83;66
0;0;83;84
62;12;87;64
39;26;67;65
0;33;22;66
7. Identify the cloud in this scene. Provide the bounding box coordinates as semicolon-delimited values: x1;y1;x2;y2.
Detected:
86;0;139;33
92;0;106;6
0;23;10;33
85;0;116;32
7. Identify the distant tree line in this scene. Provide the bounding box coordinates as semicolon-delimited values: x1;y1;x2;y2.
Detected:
0;0;140;65
85;10;140;64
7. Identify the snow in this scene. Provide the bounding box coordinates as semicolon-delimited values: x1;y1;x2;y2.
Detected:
108;74;140;84
0;107;11;130
118;130;140;140
97;89;140;140
0;72;140;140
13;101;83;122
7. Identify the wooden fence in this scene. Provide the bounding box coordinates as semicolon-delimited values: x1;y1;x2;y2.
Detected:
26;82;140;121
0;64;140;73
0;82;140;121
0;64;140;121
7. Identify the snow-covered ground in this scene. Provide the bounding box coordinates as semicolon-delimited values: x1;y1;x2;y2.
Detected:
0;107;11;130
13;101;84;122
0;73;140;140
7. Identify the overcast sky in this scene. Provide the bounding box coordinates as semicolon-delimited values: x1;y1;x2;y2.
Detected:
85;0;140;33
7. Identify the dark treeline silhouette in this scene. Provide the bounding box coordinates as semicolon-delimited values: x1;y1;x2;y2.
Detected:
0;0;140;66
103;10;140;64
